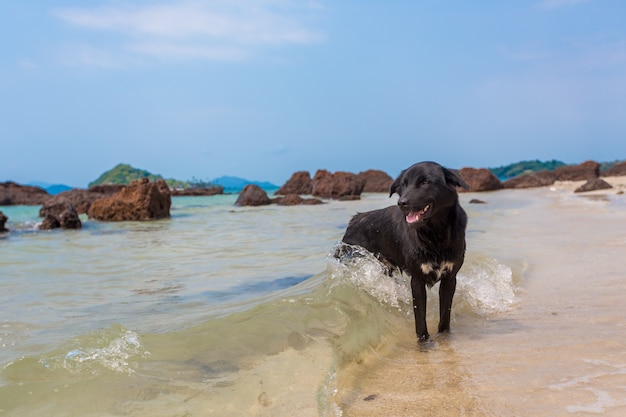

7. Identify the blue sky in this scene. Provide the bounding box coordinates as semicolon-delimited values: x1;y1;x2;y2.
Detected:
2;0;625;187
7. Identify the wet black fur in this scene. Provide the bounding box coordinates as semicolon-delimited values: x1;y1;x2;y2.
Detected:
340;161;469;341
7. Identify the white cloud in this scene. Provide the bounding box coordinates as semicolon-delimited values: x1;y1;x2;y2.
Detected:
53;0;324;66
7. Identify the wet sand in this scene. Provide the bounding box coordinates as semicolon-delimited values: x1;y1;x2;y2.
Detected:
337;178;626;416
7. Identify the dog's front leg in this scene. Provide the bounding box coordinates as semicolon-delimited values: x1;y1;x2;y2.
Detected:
411;276;429;341
438;274;457;333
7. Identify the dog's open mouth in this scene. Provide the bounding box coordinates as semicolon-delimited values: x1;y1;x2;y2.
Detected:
405;204;431;224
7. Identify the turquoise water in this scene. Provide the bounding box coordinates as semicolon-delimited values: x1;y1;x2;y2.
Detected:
0;193;523;416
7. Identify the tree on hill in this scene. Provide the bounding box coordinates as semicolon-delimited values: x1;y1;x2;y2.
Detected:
88;163;164;187
489;160;566;180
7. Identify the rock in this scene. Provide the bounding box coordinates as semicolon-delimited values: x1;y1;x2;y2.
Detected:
469;199;487;204
0;182;49;206
272;194;323;206
0;210;8;232
574;178;613;193
39;200;82;229
602;161;626;177
235;184;272;206
554;160;600;181
311;170;364;199
503;170;557;189
458;168;503;192
357;170;394;193
42;185;123;215
41;185;124;215
87;184;127;194
88;178;171;221
276;171;312;196
170;186;224;197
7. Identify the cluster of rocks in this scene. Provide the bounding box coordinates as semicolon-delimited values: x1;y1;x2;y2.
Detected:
235;169;394;207
0;178;172;232
279;169;392;198
458;160;624;193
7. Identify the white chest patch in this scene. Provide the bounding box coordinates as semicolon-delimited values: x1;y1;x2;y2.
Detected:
420;261;455;279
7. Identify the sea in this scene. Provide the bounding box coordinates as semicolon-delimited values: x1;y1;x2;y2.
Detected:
1;187;625;416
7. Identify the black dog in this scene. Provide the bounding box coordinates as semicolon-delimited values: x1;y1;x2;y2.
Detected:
340;162;469;341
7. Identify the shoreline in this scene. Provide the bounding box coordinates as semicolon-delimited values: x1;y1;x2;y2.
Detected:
335;181;626;416
549;175;626;193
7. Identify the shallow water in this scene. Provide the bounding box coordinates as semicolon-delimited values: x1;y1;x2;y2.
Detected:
1;188;624;416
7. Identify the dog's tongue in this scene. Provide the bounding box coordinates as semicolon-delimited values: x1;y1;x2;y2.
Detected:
405;204;431;224
406;211;419;224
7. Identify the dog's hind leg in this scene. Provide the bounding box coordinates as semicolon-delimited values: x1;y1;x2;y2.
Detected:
411;276;429;341
438;275;457;333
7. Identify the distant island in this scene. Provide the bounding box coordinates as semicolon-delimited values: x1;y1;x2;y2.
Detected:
489;160;567;180
27;182;74;195
489;159;624;180
88;163;278;193
88;163;184;189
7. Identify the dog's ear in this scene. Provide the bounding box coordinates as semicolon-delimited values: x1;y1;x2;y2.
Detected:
389;170;405;197
444;168;470;190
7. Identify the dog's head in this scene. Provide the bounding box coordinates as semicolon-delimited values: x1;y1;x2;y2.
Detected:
390;161;469;225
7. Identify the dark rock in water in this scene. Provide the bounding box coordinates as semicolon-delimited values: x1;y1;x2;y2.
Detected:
602;161;626;177
554;160;600;181
39;200;82;229
43;185;124;215
276;171;312;196
574;178;613;193
458;168;503;192
357;169;393;193
46;190;96;215
235;184;272;206
0;210;8;232
311;170;364;199
88;178;171;221
0;182;49;205
272;194;323;206
469;199;487;204
503;170;557;189
170;186;224;197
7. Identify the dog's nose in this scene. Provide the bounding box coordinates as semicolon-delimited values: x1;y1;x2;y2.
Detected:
398;197;409;208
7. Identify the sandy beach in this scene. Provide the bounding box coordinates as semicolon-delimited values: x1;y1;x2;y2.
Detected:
337;177;626;416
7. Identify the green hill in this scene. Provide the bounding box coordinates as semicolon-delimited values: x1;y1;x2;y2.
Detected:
88;163;164;187
489;160;567;180
88;164;218;189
